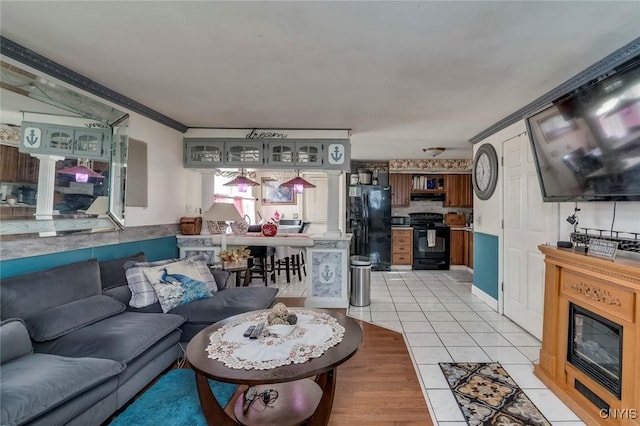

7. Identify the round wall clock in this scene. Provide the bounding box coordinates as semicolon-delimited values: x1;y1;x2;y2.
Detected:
473;143;499;200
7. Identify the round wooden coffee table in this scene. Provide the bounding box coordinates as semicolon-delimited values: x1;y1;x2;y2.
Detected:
186;309;363;426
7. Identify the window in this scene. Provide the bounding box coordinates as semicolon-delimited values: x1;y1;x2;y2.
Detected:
213;175;256;225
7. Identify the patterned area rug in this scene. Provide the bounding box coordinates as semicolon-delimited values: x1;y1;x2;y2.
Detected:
439;362;551;426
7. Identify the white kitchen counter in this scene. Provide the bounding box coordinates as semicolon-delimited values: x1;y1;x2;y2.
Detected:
176;232;353;308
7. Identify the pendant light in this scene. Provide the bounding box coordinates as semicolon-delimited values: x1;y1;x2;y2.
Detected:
280;170;316;194
223;169;259;192
57;165;104;183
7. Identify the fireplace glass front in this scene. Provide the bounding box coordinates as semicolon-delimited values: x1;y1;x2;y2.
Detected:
568;303;622;398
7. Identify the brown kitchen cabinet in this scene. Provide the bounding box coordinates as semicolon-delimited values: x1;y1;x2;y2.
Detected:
16;152;39;183
464;230;474;269
444;174;473;208
392;228;413;265
1;145;39;184
0;205;36;218
389;173;412;206
450;229;466;265
1;145;19;182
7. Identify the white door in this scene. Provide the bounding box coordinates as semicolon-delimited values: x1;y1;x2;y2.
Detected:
503;134;557;339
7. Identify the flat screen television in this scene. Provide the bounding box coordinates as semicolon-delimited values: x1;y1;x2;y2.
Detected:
526;58;640;202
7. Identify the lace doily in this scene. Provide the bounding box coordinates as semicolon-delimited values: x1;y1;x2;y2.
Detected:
206;310;345;370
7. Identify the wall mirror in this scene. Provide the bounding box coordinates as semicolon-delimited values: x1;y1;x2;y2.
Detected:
0;60;129;238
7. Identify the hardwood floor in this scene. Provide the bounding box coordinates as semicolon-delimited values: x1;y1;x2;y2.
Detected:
328;319;433;425
112;297;434;425
272;297;434;425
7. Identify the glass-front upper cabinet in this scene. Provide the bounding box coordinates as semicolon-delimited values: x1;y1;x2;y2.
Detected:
75;129;107;159
265;140;323;168
266;141;296;165
296;142;323;166
183;139;224;167
225;141;263;166
22;123;110;160
48;128;74;153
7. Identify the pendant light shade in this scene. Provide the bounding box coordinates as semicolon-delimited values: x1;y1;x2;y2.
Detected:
223;169;259;192
280;172;316;194
57;165;104;183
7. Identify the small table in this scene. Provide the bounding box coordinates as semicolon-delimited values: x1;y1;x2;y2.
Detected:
225;265;254;287
211;263;253;287
186;309;363;426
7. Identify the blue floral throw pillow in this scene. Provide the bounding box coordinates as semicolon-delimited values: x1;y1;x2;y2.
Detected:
142;258;213;313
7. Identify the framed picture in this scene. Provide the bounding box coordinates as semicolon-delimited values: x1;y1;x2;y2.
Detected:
261;178;296;205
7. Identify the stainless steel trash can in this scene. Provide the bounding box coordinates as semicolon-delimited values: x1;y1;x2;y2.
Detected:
350;255;372;307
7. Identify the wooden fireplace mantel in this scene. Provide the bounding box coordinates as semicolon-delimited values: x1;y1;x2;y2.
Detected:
535;245;640;425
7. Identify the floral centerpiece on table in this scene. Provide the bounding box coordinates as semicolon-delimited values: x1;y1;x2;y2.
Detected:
218;247;251;269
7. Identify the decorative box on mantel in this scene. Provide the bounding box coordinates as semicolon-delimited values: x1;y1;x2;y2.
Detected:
535;245;640;426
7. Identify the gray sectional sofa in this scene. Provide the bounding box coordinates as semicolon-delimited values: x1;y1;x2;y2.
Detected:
0;253;279;426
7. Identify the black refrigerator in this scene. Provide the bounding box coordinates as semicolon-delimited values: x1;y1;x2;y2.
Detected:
346;185;392;271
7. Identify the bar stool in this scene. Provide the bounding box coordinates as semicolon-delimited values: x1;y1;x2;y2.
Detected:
247;246;276;285
294;222;312;277
274;220;303;282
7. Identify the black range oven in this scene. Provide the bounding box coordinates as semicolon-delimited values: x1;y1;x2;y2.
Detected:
409;212;450;270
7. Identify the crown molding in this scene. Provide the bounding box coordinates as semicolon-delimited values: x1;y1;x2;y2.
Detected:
1;36;188;133
469;37;640;144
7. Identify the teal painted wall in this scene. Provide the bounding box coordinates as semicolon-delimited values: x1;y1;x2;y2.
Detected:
0;236;178;279
473;232;499;300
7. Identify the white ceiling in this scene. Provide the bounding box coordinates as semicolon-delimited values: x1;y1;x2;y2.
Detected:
1;1;639;160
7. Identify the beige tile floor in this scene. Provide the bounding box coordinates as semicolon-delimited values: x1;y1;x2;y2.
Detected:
258;268;585;426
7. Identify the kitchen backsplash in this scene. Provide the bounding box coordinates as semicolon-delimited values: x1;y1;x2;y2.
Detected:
392;200;472;221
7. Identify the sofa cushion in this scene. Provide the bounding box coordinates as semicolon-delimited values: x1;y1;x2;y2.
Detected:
0;319;32;364
24;295;125;342
1;259;101;320
1;353;122;426
34;312;185;364
99;252;146;291
170;286;279;341
143;260;213;313
104;284;133;306
125;255;217;308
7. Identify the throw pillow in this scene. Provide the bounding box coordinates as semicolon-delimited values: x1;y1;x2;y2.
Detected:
142;258;213;313
124;254;218;308
24;295;125;342
125;258;176;308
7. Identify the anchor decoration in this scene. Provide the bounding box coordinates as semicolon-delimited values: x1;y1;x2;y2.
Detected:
327;144;345;165
319;264;335;284
23;128;41;149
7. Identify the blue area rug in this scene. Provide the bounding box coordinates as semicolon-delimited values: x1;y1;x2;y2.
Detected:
110;369;237;426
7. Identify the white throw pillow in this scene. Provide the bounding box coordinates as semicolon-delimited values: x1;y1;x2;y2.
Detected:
142;259;213;313
124;254;217;308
